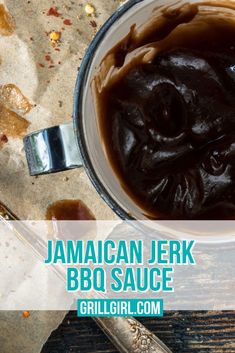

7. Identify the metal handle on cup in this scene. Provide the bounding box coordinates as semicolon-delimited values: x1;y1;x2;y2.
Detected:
23;121;82;176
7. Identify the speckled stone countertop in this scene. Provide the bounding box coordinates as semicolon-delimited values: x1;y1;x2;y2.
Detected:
0;0;122;221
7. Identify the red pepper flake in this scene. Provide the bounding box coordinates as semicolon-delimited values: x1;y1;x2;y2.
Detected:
49;65;55;68
0;135;8;144
45;54;51;61
38;63;45;68
23;311;30;318
47;7;61;17
58;61;61;65
90;20;97;28
54;48;60;51
63;19;72;26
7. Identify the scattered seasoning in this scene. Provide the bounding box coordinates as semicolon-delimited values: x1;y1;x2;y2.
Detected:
90;20;97;28
63;19;72;26
84;3;95;16
58;100;63;107
38;63;45;68
23;311;30;318
49;65;55;68
47;6;61;17
55;48;60;51
50;31;61;41
45;54;51;61
0;135;8;143
0;134;8;144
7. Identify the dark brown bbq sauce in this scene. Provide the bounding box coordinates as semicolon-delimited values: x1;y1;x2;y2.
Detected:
96;2;235;219
46;200;95;220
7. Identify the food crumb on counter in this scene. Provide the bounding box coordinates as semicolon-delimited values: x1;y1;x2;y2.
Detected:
63;19;72;25
22;311;30;318
47;6;61;17
50;31;61;42
90;20;97;28
0;134;8;145
45;54;51;61
84;3;95;16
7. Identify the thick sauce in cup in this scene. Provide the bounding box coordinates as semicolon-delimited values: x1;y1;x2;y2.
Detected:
96;2;235;219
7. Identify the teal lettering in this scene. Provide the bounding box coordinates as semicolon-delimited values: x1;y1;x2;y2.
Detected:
150;268;161;291
183;240;195;264
162;268;174;292
169;241;181;264
117;240;128;263
53;240;66;263
67;268;78;291
67;240;83;264
111;268;123;291
104;240;116;264
158;240;168;264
